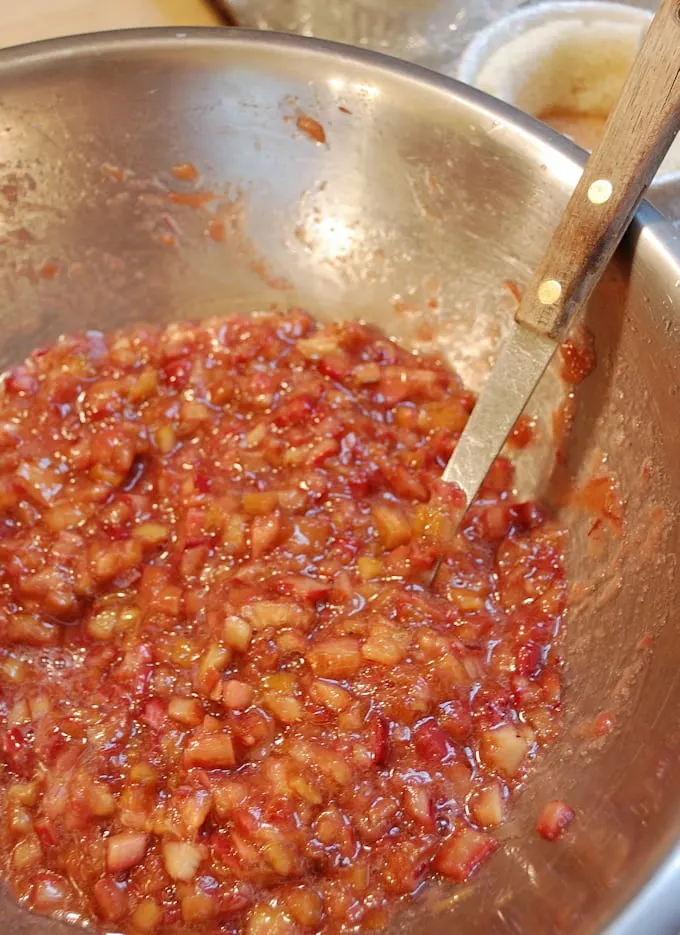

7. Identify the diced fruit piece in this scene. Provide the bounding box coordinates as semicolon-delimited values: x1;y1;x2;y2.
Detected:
8;804;32;836
308;679;351;712
262;692;304;724
372;502;412;550
308;637;362;678
361;621;410;666
479;724;532;779
93;876;129;921
413;718;452;763
107;833;149;873
469;782;505;829
133;523;170;545
357;557;383;580
276;575;331;602
13;837;42;870
197;642;231;695
251;514;283;558
536;800;575;841
242;491;278;515
353;362;381;384
86;782;117;818
285;888;323;928
129;763;159;786
223;615;253;651
168;696;204;727
184;732;235;769
31;873;73;913
296;333;338;359
154;424;176;453
247;904;298;935
7;781;39;807
213;780;248;818
403;783;435;829
7;615;59;647
222;680;254;710
181;893;218;923
434;827;498;881
87;607;120;641
417;399;469;433
162;841;204;882
141;698;166;731
179;788;213;833
249;602;309;631
130;898;164;932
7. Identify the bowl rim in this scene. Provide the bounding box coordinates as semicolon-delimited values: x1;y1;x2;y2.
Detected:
0;25;679;935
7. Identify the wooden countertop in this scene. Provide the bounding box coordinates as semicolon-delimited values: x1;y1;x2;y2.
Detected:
1;0;223;49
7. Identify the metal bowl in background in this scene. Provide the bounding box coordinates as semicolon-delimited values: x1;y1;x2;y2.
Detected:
0;28;679;935
220;0;525;73
218;0;657;75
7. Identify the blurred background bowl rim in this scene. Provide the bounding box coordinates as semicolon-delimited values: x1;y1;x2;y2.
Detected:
457;0;654;87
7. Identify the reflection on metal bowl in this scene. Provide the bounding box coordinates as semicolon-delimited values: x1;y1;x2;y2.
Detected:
0;27;679;935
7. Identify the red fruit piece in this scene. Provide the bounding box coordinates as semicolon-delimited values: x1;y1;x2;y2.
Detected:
35;817;59;849
479;457;514;495
273;394;315;427
536;800;575;841
307;438;340;466
509;501;545;530
481;503;513;540
140;699;167;731
516;641;543;678
560;336;595;385
184;732;236;770
162;358;192;387
430;478;467;511
4;366;38;397
276;575;330;602
93;877;129;922
413;718;454;764
434;827;498;882
402;783;435;830
251;514;282;559
368;714;390;767
2;726;35;778
107;832;149;873
438;698;473;743
182;508;210;546
318;352;351;382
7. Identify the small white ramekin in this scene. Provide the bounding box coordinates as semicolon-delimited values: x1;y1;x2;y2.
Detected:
457;1;680;182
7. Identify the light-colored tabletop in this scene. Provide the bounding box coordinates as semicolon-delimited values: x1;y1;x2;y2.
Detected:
1;0;222;49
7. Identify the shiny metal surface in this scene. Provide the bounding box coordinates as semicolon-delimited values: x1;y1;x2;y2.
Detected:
440;323;556;505
650;173;680;228
223;0;524;72
0;28;679;935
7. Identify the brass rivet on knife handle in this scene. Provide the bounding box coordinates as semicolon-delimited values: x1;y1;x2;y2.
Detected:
516;0;680;342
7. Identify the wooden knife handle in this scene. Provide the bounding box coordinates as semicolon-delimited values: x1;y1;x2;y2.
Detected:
516;0;680;339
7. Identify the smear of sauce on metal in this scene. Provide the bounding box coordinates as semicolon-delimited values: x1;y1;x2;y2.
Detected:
296;114;327;144
538;108;608;152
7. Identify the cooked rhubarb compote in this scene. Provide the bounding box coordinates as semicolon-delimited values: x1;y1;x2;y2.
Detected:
0;310;566;934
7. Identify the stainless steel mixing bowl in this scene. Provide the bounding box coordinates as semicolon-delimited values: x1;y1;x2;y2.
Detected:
0;27;679;935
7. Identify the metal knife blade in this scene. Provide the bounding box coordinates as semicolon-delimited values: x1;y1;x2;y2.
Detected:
429;322;556;587
440;322;557;508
